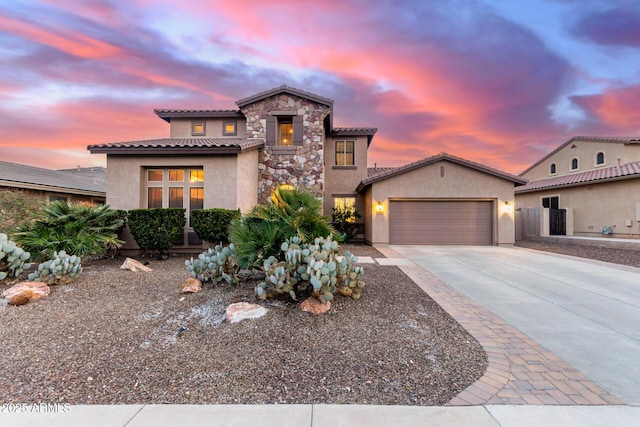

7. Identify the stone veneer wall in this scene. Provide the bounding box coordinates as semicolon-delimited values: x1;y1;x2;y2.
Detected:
240;94;330;204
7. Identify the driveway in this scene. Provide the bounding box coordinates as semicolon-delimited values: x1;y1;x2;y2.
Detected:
390;245;640;405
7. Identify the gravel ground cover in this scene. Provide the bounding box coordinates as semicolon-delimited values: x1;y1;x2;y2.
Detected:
0;244;486;406
515;240;640;268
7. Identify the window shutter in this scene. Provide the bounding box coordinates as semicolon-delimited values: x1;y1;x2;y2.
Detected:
266;116;276;145
293;115;303;146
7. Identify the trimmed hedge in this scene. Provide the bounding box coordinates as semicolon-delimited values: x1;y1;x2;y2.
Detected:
190;208;240;245
127;208;186;253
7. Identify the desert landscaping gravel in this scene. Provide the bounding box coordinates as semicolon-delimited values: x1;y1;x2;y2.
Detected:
516;240;640;268
0;245;487;406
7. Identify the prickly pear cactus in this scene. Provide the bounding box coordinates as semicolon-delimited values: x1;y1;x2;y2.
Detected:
0;233;32;283
255;234;365;303
28;250;82;285
185;243;238;285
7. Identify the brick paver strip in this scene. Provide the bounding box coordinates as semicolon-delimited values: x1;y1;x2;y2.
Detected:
375;246;623;406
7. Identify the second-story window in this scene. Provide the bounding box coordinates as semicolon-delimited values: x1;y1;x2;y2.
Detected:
571;158;579;171
192;121;206;136
279;118;293;146
335;140;355;166
550;163;557;175
223;121;237;136
596;152;605;166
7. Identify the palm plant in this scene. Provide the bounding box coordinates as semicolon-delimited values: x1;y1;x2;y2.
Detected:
229;187;335;268
14;201;125;260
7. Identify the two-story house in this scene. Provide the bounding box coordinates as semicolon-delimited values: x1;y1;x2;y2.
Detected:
89;85;525;249
516;136;640;239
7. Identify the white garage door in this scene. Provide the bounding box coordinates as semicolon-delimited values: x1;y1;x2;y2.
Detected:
389;200;493;245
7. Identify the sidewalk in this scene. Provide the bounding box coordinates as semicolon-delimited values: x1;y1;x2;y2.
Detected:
2;404;640;426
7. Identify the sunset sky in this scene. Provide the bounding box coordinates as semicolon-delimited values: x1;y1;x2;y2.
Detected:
1;0;639;174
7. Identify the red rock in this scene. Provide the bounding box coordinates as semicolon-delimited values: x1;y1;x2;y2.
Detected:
181;277;202;293
3;282;50;306
300;296;331;314
226;302;268;323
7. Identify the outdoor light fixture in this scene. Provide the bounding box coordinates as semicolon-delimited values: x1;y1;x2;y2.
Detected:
501;201;513;214
376;202;385;214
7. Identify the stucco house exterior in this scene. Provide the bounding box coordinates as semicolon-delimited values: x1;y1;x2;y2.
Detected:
516;136;640;239
0;161;106;204
88;85;524;248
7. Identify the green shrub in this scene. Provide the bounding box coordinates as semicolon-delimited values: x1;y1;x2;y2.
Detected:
127;208;186;255
0;189;43;237
255;235;365;303
229;188;335;268
14;201;124;260
190;208;240;245
0;233;32;283
185;243;238;285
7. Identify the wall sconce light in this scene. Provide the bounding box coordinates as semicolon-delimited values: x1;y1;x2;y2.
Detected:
501;201;513;214
375;202;385;215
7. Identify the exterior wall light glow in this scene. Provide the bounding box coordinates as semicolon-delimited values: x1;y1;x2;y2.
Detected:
501;201;513;214
376;202;385;214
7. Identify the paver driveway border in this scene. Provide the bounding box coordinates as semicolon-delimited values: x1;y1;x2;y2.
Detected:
375;245;622;405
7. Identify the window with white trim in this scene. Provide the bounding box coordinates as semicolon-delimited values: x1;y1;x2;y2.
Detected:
595;152;605;166
570;158;579;171
550;163;557;175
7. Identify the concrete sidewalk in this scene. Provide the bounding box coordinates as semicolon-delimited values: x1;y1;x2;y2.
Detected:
2;404;640;427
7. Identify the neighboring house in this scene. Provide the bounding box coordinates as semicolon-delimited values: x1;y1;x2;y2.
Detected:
0;161;106;204
88;85;524;249
516;136;640;239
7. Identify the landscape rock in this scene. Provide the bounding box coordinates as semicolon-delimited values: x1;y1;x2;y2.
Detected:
226;302;268;323
120;258;152;272
3;281;51;306
300;297;331;314
181;277;202;293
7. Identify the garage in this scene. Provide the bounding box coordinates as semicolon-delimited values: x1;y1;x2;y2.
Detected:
389;200;493;245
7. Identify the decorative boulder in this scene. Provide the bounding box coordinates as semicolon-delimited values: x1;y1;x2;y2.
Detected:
181;277;202;293
226;302;268;323
3;282;51;306
120;258;152;272
300;297;331;315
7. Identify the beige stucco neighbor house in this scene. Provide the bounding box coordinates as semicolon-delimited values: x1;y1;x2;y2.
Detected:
88;85;524;249
0;160;106;204
516;136;640;239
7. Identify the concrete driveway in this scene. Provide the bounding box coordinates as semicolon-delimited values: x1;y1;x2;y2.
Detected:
390;245;640;405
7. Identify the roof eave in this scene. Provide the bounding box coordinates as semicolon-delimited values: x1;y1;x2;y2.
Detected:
515;174;640;194
154;110;243;123
0;180;105;197
88;147;247;155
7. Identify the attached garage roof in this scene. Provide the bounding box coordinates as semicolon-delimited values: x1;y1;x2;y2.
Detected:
516;160;640;193
88;138;264;155
358;152;527;192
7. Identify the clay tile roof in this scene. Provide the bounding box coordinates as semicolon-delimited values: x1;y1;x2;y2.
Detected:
357;152;526;192
88;138;264;154
0;161;105;195
236;84;334;108
332;127;378;134
516;161;640;193
367;167;397;177
154;109;243;122
520;136;640;176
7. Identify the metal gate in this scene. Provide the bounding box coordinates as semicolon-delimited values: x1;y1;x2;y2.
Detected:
550;209;566;236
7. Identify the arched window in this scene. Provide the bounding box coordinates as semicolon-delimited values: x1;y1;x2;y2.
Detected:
596;152;605;165
571;158;579;171
550;163;557;174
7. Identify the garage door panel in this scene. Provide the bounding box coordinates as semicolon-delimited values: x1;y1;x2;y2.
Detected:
389;201;493;245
